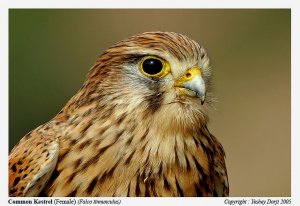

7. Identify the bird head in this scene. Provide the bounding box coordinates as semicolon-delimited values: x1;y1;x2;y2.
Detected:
78;31;212;132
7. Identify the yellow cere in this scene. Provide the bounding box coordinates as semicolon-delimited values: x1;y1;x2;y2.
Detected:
174;67;202;87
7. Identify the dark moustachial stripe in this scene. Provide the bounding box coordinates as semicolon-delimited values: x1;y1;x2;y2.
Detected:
145;91;163;114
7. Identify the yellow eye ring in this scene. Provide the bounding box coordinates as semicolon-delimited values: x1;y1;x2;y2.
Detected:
138;56;170;78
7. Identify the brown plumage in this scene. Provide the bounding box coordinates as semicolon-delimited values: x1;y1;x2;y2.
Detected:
9;31;229;197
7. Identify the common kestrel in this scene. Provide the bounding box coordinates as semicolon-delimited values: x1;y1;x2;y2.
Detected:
9;31;229;197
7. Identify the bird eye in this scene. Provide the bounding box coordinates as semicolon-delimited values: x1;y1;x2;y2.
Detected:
139;56;170;78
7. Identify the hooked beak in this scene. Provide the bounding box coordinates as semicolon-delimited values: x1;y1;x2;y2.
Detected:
174;67;206;105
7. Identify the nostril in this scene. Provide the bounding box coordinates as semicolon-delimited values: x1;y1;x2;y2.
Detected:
185;72;191;78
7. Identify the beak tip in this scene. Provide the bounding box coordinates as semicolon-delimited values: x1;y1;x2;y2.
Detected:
200;94;206;105
201;99;205;105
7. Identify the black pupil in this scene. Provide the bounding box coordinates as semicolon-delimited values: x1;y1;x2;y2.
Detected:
142;58;163;75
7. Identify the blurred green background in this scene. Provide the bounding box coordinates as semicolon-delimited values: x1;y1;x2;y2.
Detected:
9;9;290;196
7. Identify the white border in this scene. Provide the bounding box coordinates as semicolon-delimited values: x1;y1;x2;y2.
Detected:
1;0;299;206
0;0;9;204
291;3;300;206
3;0;295;9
